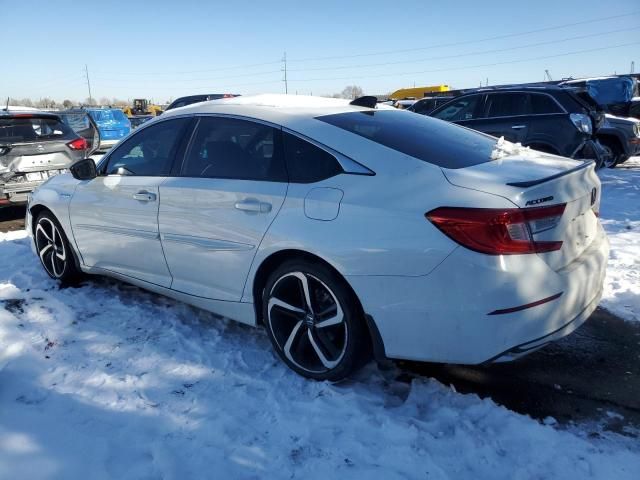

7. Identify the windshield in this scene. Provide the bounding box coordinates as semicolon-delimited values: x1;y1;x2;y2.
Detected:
0;116;74;143
317;110;496;169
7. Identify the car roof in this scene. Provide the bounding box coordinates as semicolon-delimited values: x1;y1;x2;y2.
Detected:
160;94;381;128
462;85;567;94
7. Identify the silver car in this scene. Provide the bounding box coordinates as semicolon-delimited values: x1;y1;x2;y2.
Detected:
0;111;95;205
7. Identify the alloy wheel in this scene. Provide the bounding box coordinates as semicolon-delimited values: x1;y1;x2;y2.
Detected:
35;217;67;278
267;271;348;374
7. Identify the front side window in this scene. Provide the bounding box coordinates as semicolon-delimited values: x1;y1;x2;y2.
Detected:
181;116;286;182
105;118;189;176
431;95;483;121
283;133;342;183
486;93;529;118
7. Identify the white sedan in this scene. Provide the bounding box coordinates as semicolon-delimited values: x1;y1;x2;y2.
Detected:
26;94;608;380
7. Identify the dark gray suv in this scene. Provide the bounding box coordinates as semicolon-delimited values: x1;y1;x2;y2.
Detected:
0;111;92;205
428;86;606;164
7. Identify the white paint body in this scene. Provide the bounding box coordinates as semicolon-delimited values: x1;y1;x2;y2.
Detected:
26;95;609;364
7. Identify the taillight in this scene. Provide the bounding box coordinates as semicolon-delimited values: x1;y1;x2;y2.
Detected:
67;138;87;151
426;204;566;255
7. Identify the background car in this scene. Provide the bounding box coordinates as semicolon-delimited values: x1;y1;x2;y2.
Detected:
0;111;88;205
27;95;608;381
165;93;240;111
85;107;131;150
428;85;608;164
595;114;640;167
129;115;154;129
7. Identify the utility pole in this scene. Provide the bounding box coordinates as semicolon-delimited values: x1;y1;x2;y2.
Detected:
631;61;635;74
544;69;553;81
85;64;93;105
282;52;288;94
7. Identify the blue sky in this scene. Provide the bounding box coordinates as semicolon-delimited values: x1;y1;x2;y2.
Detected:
1;0;638;102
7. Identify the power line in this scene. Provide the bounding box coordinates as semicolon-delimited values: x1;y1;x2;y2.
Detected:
288;11;640;63
287;26;640;73
288;41;640;83
90;69;282;84
91;60;282;77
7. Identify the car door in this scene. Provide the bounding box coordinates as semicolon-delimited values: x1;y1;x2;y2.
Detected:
480;92;531;143
159;115;288;301
69;117;191;287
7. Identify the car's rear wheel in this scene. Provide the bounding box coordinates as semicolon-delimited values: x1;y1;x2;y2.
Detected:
263;260;368;381
34;212;80;284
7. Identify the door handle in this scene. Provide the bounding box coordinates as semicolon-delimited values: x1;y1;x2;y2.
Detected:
132;191;157;202
511;125;526;130
234;199;272;213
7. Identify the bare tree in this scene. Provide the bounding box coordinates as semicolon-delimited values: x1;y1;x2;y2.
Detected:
62;100;74;109
99;97;111;106
84;97;97;106
35;98;57;109
340;85;364;99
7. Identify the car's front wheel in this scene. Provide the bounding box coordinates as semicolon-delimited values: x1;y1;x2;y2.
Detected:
34;212;80;284
263;260;368;381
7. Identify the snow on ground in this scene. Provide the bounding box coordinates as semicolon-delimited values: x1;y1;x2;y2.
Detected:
598;156;640;322
1;160;640;479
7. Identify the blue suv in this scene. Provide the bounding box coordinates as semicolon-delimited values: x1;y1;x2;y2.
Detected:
86;108;131;150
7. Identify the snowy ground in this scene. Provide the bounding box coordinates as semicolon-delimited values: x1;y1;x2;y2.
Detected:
1;160;639;479
598;156;640;322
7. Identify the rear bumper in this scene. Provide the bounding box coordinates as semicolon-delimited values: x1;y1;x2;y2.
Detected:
348;224;609;364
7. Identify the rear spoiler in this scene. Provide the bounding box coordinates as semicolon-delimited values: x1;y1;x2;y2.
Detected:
506;160;594;188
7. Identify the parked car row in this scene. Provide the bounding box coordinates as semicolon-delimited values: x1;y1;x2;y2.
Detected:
403;83;640;169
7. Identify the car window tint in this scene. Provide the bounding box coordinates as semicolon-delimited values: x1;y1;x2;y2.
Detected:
411;99;436;114
431;95;482;121
106;118;189;176
283;133;342;183
318;110;496;169
0;116;74;143
486;93;529;117
530;93;563;114
181;117;286;182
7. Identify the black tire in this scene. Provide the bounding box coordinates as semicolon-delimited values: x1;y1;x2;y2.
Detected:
262;259;369;381
34;211;81;284
599;139;622;169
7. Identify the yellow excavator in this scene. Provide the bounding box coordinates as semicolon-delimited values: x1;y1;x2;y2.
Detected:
122;99;163;117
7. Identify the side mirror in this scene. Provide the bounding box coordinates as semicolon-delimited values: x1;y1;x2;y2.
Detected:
70;158;97;180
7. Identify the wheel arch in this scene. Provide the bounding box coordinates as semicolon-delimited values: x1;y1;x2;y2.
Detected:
29;203;82;271
251;248;386;360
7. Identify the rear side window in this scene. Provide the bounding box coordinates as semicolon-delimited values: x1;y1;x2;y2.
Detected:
181;117;287;182
283;133;342;183
0;116;74;143
486;93;529;117
317;110;496;169
59;113;91;132
530;94;563;114
431;95;483;121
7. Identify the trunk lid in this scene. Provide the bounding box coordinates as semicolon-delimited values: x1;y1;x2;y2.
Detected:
442;150;601;271
0;141;75;173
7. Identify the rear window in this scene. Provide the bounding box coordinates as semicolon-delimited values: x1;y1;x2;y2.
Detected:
316;110;496;169
59;113;91;132
0;116;74;143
